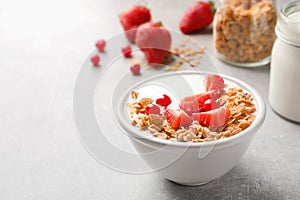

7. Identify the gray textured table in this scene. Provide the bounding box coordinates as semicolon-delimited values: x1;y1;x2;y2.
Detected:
1;0;299;199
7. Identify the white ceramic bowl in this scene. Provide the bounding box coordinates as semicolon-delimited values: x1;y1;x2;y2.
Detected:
117;71;266;186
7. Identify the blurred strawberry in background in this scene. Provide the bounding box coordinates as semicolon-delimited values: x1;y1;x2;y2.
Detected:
119;5;151;43
180;1;215;34
136;21;171;65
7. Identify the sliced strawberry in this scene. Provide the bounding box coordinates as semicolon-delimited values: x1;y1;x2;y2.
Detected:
203;99;219;112
194;92;213;111
179;96;199;115
145;104;161;115
206;74;224;92
192;108;230;128
165;109;193;130
209;89;223;99
165;109;180;129
180;111;194;127
180;92;214;114
156;94;172;107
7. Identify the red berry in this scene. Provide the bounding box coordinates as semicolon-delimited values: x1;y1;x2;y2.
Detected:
192;108;230;128
179;92;212;114
178;111;194;127
145;104;161;115
122;45;132;58
130;64;141;75
95;39;106;52
203;99;219;112
91;55;100;66
179;96;199;115
194;92;213;111
206;74;224;92
135;22;171;65
165;109;193;130
119;6;151;43
179;1;215;34
156;94;172;107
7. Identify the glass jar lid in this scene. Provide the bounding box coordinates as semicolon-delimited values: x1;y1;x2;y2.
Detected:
276;0;300;47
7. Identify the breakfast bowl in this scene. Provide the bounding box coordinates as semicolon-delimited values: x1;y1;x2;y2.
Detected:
116;71;266;185
73;31;265;186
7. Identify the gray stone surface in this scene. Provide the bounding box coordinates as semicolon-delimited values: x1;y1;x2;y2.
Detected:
1;0;299;199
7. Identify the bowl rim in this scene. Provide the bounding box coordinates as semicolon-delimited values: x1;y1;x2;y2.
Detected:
116;71;266;148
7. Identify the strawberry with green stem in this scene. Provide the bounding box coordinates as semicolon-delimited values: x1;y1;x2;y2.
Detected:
119;5;151;43
180;1;216;34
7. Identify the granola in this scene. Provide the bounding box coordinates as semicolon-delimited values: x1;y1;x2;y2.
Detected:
214;0;276;63
127;85;256;143
164;36;206;71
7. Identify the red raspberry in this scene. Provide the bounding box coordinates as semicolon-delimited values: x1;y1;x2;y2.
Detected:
122;45;132;58
95;39;106;52
91;55;100;66
145;104;161;115
130;64;141;75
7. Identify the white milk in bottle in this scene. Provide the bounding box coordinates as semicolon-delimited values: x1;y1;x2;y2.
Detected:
269;0;300;122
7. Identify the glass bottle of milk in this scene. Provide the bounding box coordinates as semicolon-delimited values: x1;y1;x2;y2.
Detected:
269;0;300;122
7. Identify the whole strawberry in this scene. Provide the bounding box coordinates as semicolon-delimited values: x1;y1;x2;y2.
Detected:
120;5;151;43
179;1;215;34
136;22;171;65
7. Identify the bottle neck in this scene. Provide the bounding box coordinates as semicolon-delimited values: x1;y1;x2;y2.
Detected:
276;1;300;47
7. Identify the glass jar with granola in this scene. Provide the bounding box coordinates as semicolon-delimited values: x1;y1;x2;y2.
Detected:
213;0;277;67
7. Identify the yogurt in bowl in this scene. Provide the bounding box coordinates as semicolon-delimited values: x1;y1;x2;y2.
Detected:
116;71;265;185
